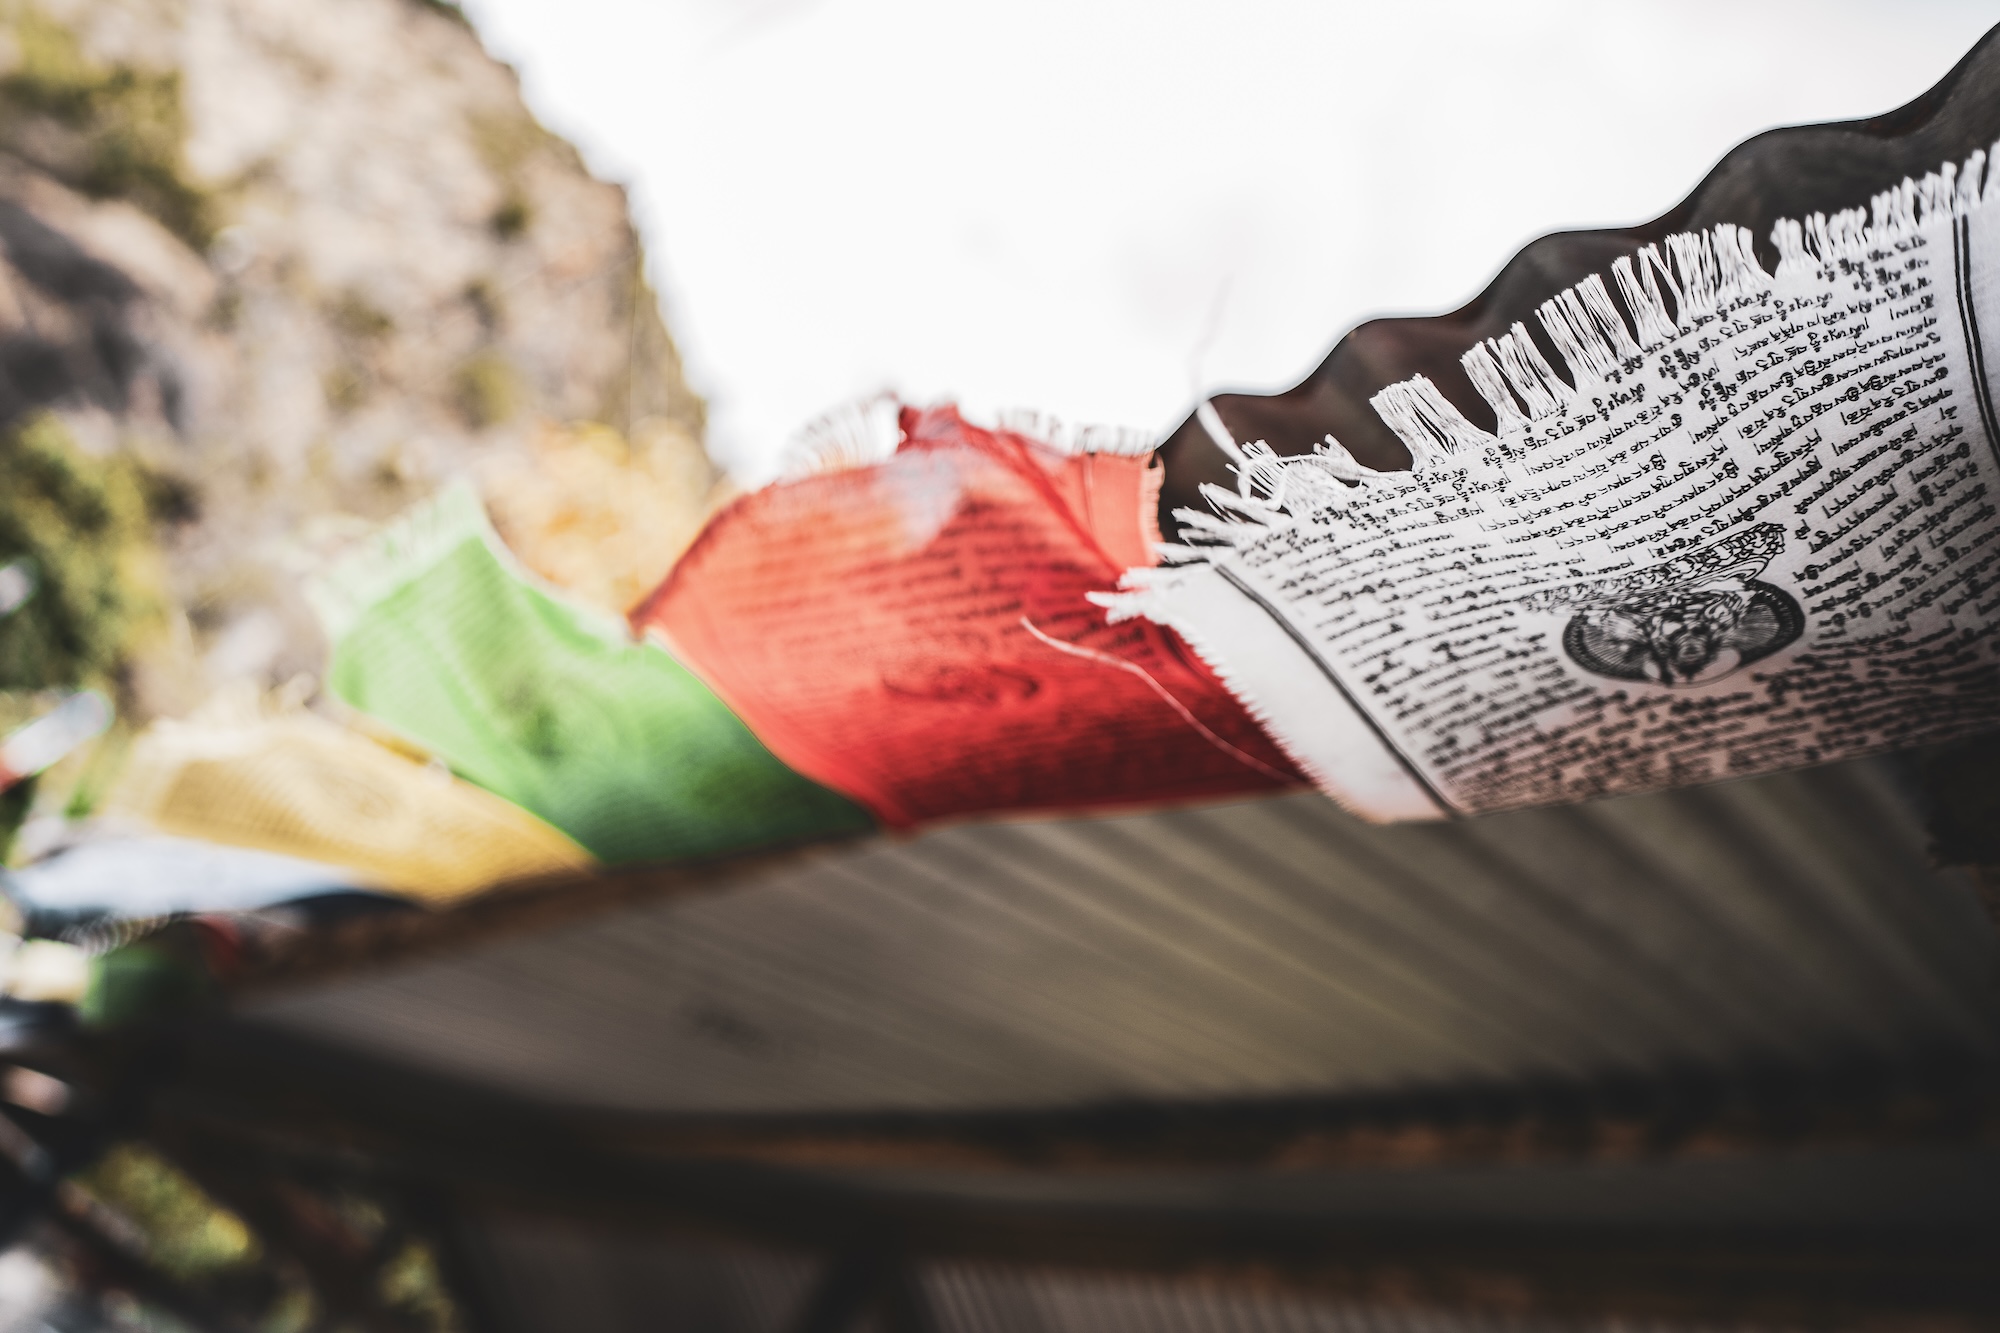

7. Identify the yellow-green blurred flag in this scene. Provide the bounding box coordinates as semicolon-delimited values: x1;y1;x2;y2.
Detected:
107;701;590;902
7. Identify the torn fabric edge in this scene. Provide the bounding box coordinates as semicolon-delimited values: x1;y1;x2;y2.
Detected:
1100;145;2000;821
305;481;637;650
992;408;1158;457
773;393;906;481
774;395;1157;482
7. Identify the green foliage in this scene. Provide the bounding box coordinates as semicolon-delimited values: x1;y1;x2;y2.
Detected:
467;109;547;178
323;363;370;415
0;415;161;693
411;0;472;27
460;278;502;332
327;291;396;342
489;191;532;240
469;111;545;241
81;939;215;1028
0;5;217;246
0;776;34;862
0;4;101;119
74;1144;261;1282
62;720;128;817
380;1240;462;1332
453;352;516;429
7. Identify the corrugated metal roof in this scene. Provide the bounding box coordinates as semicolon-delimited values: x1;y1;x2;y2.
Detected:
919;1268;1657;1333
796;1143;2000;1228
465;1214;816;1333
459;1212;1819;1333
236;752;1999;1115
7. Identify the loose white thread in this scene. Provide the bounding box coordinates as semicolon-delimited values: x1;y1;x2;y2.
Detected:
1189;147;1997;517
1195;399;1251;468
773;393;904;480
1018;616;1294;782
995;409;1156;457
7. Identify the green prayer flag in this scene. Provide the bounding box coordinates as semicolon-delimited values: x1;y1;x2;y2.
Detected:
308;486;871;865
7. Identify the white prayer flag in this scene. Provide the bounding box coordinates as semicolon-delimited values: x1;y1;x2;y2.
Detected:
1107;155;2000;820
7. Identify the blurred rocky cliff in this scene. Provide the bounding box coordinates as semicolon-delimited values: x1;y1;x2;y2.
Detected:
0;0;722;717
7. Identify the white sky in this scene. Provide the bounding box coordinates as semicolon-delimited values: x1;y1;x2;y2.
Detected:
459;0;2000;483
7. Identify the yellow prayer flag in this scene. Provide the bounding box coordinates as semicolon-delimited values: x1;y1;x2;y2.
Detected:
106;702;591;902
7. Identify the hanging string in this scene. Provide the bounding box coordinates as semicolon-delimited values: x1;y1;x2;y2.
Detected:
1019;617;1292;782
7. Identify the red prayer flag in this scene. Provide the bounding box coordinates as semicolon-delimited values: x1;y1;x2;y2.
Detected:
633;404;1302;827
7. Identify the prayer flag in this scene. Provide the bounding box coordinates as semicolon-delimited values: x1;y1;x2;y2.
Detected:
107;702;588;900
310;487;871;864
1113;153;2000;820
633;403;1300;827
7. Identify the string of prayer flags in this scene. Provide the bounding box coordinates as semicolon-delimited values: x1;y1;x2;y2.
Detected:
309;486;872;865
1107;153;2000;821
105;699;589;901
633;402;1301;828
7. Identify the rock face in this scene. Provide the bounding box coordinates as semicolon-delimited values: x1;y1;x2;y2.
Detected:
0;0;719;714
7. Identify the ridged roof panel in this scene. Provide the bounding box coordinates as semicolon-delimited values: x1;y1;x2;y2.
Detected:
242;755;2000;1113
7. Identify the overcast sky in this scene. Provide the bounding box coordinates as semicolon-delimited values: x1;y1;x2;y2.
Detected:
458;0;1999;482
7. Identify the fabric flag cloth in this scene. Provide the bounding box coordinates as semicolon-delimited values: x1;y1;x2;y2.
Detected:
1108;151;2000;821
105;702;589;900
4;835;370;919
633;403;1301;828
310;486;871;865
